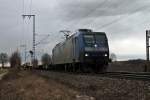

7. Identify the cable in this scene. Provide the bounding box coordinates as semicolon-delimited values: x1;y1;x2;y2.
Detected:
22;0;25;14
30;0;32;14
22;0;25;41
35;35;50;46
45;0;109;42
81;0;109;19
96;4;149;30
62;0;109;29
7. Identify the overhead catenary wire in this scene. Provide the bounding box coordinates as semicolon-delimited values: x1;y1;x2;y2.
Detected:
22;0;25;14
50;0;110;43
76;0;109;21
33;0;109;43
32;1;149;39
22;0;25;42
60;0;109;30
30;0;32;15
95;4;150;30
64;1;150;31
35;34;50;46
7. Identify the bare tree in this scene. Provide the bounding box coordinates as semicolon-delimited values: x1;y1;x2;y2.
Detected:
10;51;21;68
0;53;8;68
110;53;117;62
41;53;51;69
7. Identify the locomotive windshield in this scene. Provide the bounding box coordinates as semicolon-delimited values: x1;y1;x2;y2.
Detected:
83;35;95;47
95;35;106;44
84;34;107;47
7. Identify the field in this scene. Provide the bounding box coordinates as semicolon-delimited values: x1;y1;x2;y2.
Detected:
0;61;150;100
108;60;147;72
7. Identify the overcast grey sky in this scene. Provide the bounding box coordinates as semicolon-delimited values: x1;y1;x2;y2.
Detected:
0;0;150;60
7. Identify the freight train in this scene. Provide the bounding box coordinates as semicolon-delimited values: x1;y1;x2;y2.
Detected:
52;29;109;72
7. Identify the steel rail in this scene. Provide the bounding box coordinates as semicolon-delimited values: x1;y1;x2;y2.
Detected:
98;72;150;81
35;70;150;81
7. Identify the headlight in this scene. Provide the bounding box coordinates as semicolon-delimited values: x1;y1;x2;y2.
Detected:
85;53;89;57
94;44;98;48
104;54;108;57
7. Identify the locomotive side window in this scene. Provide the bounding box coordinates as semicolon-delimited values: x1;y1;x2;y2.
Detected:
83;35;95;47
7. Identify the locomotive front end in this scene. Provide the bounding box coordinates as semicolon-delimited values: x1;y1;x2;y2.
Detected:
82;32;109;65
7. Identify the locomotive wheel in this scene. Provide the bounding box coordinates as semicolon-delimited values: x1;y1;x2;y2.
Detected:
98;64;108;72
102;65;108;72
76;63;82;73
64;64;67;72
72;63;76;72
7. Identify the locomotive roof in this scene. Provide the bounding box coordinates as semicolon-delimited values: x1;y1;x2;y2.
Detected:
82;32;106;35
53;31;106;49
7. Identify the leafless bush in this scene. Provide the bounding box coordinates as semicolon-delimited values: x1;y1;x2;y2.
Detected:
10;51;21;68
0;53;8;68
110;53;117;62
41;53;51;69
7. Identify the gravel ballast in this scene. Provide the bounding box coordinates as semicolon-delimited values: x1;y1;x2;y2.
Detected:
36;71;149;100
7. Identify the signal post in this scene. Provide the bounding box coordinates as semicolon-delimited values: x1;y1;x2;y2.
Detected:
146;30;150;71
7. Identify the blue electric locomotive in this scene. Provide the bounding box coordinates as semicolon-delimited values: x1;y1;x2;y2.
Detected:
52;29;109;72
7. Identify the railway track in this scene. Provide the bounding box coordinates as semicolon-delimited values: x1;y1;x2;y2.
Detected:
35;70;150;81
98;72;150;81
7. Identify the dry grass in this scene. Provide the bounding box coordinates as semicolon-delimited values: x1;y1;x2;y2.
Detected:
0;69;79;100
0;69;8;74
108;60;146;72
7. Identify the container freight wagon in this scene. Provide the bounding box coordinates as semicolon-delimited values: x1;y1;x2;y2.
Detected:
52;29;109;72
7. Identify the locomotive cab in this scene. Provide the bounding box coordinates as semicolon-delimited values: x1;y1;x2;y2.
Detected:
81;32;109;66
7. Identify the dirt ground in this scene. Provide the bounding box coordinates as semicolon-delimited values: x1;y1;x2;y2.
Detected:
0;69;150;100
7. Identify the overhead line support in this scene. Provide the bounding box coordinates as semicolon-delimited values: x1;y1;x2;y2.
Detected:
22;14;36;65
